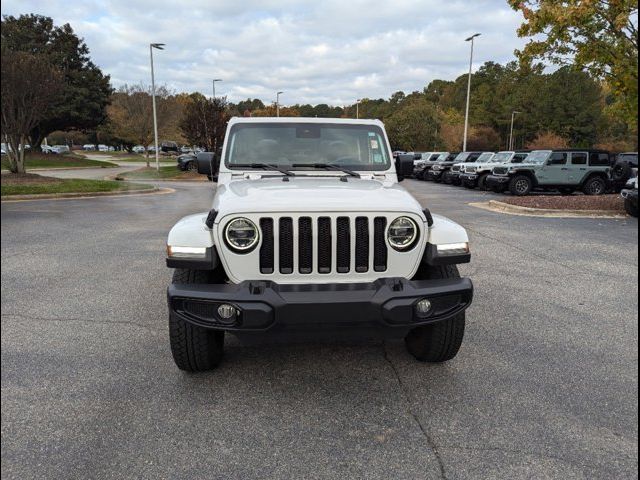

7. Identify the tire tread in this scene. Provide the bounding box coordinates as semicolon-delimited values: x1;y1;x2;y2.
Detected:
169;268;224;372
405;265;466;362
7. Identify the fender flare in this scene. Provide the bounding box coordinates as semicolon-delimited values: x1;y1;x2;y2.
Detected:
166;212;219;270
423;214;471;266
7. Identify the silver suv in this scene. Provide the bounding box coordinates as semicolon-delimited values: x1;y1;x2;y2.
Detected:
486;149;612;196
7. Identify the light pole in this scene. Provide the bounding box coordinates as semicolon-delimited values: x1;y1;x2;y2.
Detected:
276;91;283;117
509;111;521;150
356;99;362;119
462;33;480;152
212;78;222;99
150;42;165;171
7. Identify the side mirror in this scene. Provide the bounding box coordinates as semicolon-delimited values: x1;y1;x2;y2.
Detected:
395;154;414;182
196;152;216;176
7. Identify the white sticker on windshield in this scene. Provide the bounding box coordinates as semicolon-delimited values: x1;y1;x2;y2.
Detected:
370;140;379;149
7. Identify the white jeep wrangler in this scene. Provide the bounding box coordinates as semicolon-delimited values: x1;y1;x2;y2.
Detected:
166;118;473;371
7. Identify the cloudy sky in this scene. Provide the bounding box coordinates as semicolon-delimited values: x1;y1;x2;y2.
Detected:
1;0;527;106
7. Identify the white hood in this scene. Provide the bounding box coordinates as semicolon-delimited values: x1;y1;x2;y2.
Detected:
212;176;425;218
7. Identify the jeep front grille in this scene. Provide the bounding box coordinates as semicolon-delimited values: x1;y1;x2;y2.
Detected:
452;165;461;172
493;167;509;175
465;166;477;173
258;215;388;275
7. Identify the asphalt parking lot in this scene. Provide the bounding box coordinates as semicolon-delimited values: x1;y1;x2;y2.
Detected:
1;178;638;479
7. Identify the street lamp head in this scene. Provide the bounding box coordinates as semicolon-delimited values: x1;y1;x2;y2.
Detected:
277;91;284;95
465;33;481;41
151;43;165;50
213;78;222;82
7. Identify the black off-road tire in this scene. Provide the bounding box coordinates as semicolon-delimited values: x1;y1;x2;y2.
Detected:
625;198;639;217
509;175;532;196
463;181;476;189
187;161;198;172
477;173;490;191
405;265;466;362
169;269;225;372
612;161;632;183
582;176;607;196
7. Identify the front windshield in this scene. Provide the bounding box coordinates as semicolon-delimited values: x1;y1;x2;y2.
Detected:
476;152;494;162
435;153;449;162
491;152;513;163
454;152;470;162
225;123;391;171
526;150;552;164
429;153;441;161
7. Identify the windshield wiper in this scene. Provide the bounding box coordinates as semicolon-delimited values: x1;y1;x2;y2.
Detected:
292;163;361;178
234;163;295;176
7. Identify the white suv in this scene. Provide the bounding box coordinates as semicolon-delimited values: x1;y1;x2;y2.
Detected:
165;118;474;371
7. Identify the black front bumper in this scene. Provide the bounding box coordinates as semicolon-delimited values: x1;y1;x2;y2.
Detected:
486;175;511;186
444;171;461;183
459;173;478;185
168;277;473;332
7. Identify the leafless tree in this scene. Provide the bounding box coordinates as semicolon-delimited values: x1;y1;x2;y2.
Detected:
1;50;63;173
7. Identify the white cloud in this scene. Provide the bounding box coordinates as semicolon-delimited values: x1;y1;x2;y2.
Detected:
1;0;527;105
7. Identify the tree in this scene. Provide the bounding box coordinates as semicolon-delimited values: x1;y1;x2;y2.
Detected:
107;84;174;166
525;131;569;149
508;0;638;129
1;14;113;147
1;50;62;173
385;99;438;151
467;126;501;151
180;93;230;152
439;109;465;151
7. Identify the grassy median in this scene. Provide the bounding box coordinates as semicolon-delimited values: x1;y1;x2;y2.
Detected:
116;165;201;180
1;152;118;170
1;173;154;196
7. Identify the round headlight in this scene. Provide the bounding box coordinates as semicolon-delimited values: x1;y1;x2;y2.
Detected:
388;216;418;251
224;218;259;252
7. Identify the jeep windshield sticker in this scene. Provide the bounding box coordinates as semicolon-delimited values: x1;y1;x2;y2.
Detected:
370;139;379;150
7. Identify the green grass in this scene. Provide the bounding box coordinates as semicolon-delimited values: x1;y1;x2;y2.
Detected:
1;177;154;196
1;152;118;170
117;165;190;180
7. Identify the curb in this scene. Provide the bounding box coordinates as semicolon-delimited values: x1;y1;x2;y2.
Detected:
469;200;626;219
1;186;175;202
108;174;209;183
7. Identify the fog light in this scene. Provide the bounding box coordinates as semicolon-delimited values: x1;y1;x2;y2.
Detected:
217;304;236;320
415;299;432;316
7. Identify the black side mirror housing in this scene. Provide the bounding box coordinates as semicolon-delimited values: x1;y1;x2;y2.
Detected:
197;152;217;176
395;154;415;182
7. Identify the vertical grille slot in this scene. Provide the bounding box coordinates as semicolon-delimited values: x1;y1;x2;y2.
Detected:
259;218;274;274
298;217;313;274
336;217;351;273
355;217;369;273
279;217;293;274
317;217;332;274
373;217;387;272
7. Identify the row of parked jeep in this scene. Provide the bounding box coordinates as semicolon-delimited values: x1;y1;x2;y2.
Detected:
402;149;638;201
